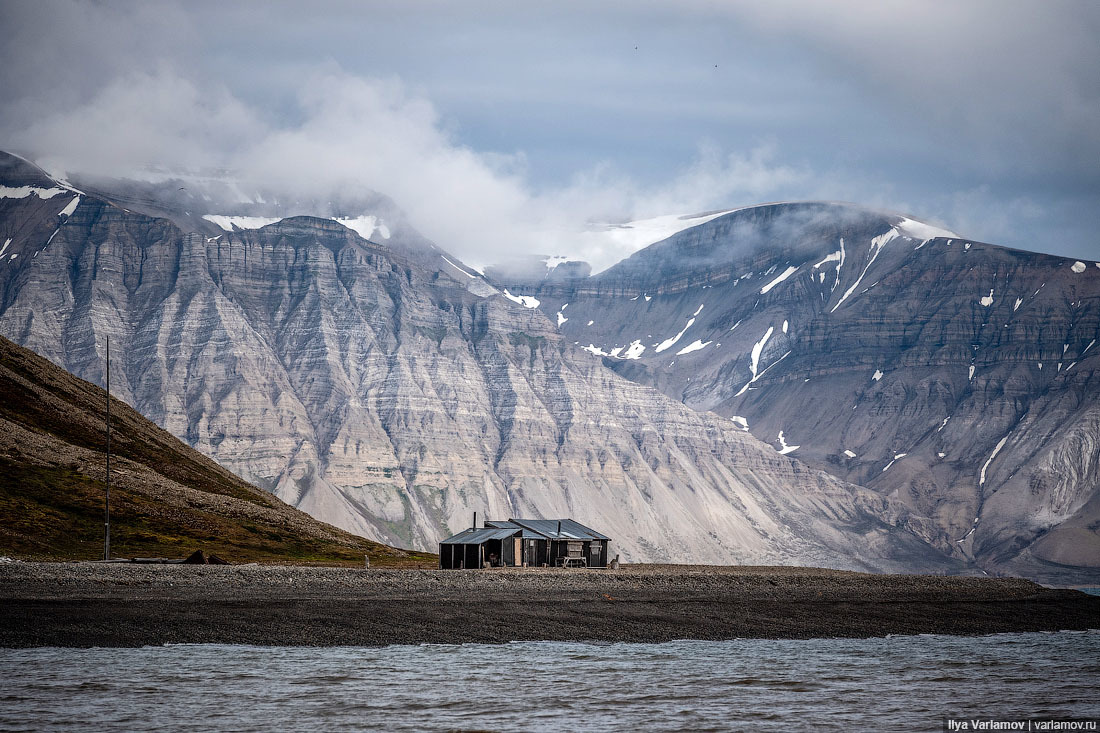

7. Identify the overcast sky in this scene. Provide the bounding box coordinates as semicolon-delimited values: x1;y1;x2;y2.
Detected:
2;0;1097;269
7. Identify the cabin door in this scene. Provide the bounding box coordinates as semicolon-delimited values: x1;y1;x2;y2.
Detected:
514;537;522;567
589;543;602;568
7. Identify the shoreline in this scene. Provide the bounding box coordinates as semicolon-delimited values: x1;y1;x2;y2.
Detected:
2;563;1097;648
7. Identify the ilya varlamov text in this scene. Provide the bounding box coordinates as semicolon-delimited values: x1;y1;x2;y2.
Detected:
945;720;1097;731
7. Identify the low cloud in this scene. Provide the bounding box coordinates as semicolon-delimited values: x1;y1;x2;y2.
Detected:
12;67;808;271
3;0;1096;267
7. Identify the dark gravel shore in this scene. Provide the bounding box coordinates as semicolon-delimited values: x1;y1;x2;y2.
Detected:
1;562;1096;647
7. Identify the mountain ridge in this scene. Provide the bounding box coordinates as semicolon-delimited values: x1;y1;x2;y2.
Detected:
493;201;1100;582
0;151;966;573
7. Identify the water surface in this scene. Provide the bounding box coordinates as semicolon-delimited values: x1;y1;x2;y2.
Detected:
1;632;1098;731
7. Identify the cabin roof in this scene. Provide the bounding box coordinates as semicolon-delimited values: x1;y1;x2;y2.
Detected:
439;518;611;545
502;518;611;541
438;527;519;545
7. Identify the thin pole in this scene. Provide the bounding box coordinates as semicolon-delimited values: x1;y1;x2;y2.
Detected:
104;335;111;561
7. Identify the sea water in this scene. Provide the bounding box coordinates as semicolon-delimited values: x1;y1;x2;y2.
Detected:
1;632;1098;732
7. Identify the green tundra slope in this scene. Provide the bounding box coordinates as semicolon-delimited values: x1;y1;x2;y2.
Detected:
0;335;434;565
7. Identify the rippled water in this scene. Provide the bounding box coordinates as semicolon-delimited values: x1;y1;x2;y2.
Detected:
1;633;1098;732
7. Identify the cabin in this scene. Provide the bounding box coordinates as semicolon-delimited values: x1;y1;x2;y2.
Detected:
438;516;611;569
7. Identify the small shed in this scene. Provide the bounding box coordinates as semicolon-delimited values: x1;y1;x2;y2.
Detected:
438;517;611;569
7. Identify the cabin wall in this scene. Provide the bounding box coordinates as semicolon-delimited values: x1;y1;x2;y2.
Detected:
525;539;547;566
439;530;611;569
590;540;608;568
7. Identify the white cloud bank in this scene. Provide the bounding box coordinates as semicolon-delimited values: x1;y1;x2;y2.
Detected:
14;68;806;272
4;0;1096;267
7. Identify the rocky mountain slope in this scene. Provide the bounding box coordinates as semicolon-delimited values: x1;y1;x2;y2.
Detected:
0;333;426;564
0;152;965;571
495;202;1100;582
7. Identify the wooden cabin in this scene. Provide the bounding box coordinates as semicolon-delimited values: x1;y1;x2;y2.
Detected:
438;517;610;569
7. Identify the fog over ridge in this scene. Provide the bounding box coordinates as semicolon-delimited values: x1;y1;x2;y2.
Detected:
1;0;1096;269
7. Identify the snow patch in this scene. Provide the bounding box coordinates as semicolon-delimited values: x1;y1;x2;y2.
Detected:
872;369;883;381
979;289;994;307
938;417;950;431
0;239;9;258
749;327;775;379
440;255;475;278
1071;261;1087;273
543;255;574;270
896;217;958;240
730;416;749;431
676;339;711;355
655;312;699;354
776;431;799;455
813;250;842;269
621;340;646;359
969;365;975;380
583;209;740;270
979;436;1009;486
58;196;80;217
581;344;609;357
843;450;857;458
734;328;790;397
0;185;65;200
202;215;281;231
1013;298;1022;312
556;311;568;327
587;320;594;326
644;295;652;302
831;229;898;312
502;290;540;309
760;265;798;294
833;238;845;291
782;320;789;334
333;216;390;240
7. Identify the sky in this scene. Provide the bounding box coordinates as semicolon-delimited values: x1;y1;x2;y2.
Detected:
1;0;1097;271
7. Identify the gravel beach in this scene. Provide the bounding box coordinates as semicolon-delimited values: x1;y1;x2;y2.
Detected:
1;562;1097;647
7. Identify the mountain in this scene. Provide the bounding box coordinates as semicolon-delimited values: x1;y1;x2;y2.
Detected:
0;151;964;572
491;202;1100;582
0;332;427;564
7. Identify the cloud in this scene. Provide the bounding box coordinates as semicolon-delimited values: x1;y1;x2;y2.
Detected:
22;70;260;180
2;0;1096;266
9;63;808;272
715;0;1100;184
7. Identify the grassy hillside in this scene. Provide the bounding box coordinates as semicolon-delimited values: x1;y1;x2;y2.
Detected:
0;336;436;566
